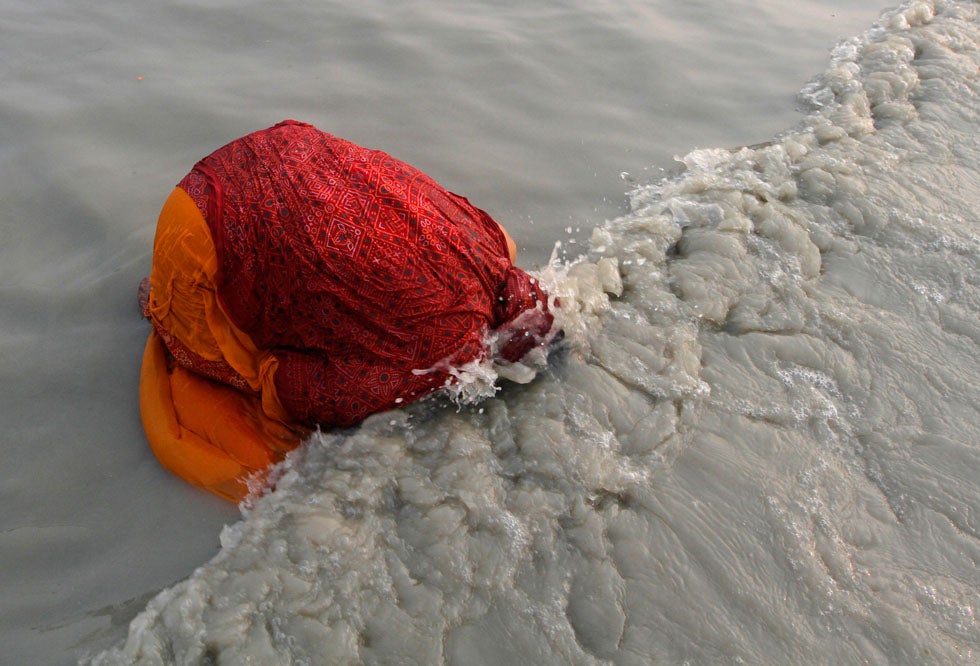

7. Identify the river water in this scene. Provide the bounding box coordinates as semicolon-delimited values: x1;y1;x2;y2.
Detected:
1;1;976;664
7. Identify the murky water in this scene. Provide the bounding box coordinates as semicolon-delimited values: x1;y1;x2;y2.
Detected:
1;1;976;664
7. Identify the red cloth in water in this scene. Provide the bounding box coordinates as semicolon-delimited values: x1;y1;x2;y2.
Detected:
177;120;552;428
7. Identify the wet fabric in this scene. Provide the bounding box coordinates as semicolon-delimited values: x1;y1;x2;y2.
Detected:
140;121;554;500
141;187;305;502
180;120;553;428
140;331;304;503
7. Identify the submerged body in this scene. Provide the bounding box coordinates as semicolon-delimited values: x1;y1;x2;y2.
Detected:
140;120;554;501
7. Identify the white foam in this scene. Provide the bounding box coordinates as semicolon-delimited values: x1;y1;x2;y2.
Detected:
88;2;980;663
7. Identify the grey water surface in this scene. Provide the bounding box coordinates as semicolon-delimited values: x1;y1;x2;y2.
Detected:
1;1;975;664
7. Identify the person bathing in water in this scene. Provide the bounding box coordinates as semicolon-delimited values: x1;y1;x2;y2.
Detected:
138;120;555;502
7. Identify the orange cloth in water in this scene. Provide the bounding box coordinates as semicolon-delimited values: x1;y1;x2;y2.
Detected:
140;188;305;502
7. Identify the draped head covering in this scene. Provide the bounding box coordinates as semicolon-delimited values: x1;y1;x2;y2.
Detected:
174;120;554;428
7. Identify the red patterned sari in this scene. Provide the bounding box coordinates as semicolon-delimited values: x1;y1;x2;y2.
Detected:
140;121;553;501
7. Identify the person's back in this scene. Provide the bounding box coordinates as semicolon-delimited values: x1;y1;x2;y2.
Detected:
139;120;555;502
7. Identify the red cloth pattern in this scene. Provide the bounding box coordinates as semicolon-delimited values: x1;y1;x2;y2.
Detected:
177;121;552;428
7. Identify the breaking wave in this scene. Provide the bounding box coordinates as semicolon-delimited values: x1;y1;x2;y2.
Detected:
89;2;979;663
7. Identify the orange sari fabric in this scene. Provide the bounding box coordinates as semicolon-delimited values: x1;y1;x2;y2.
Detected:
140;188;305;502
